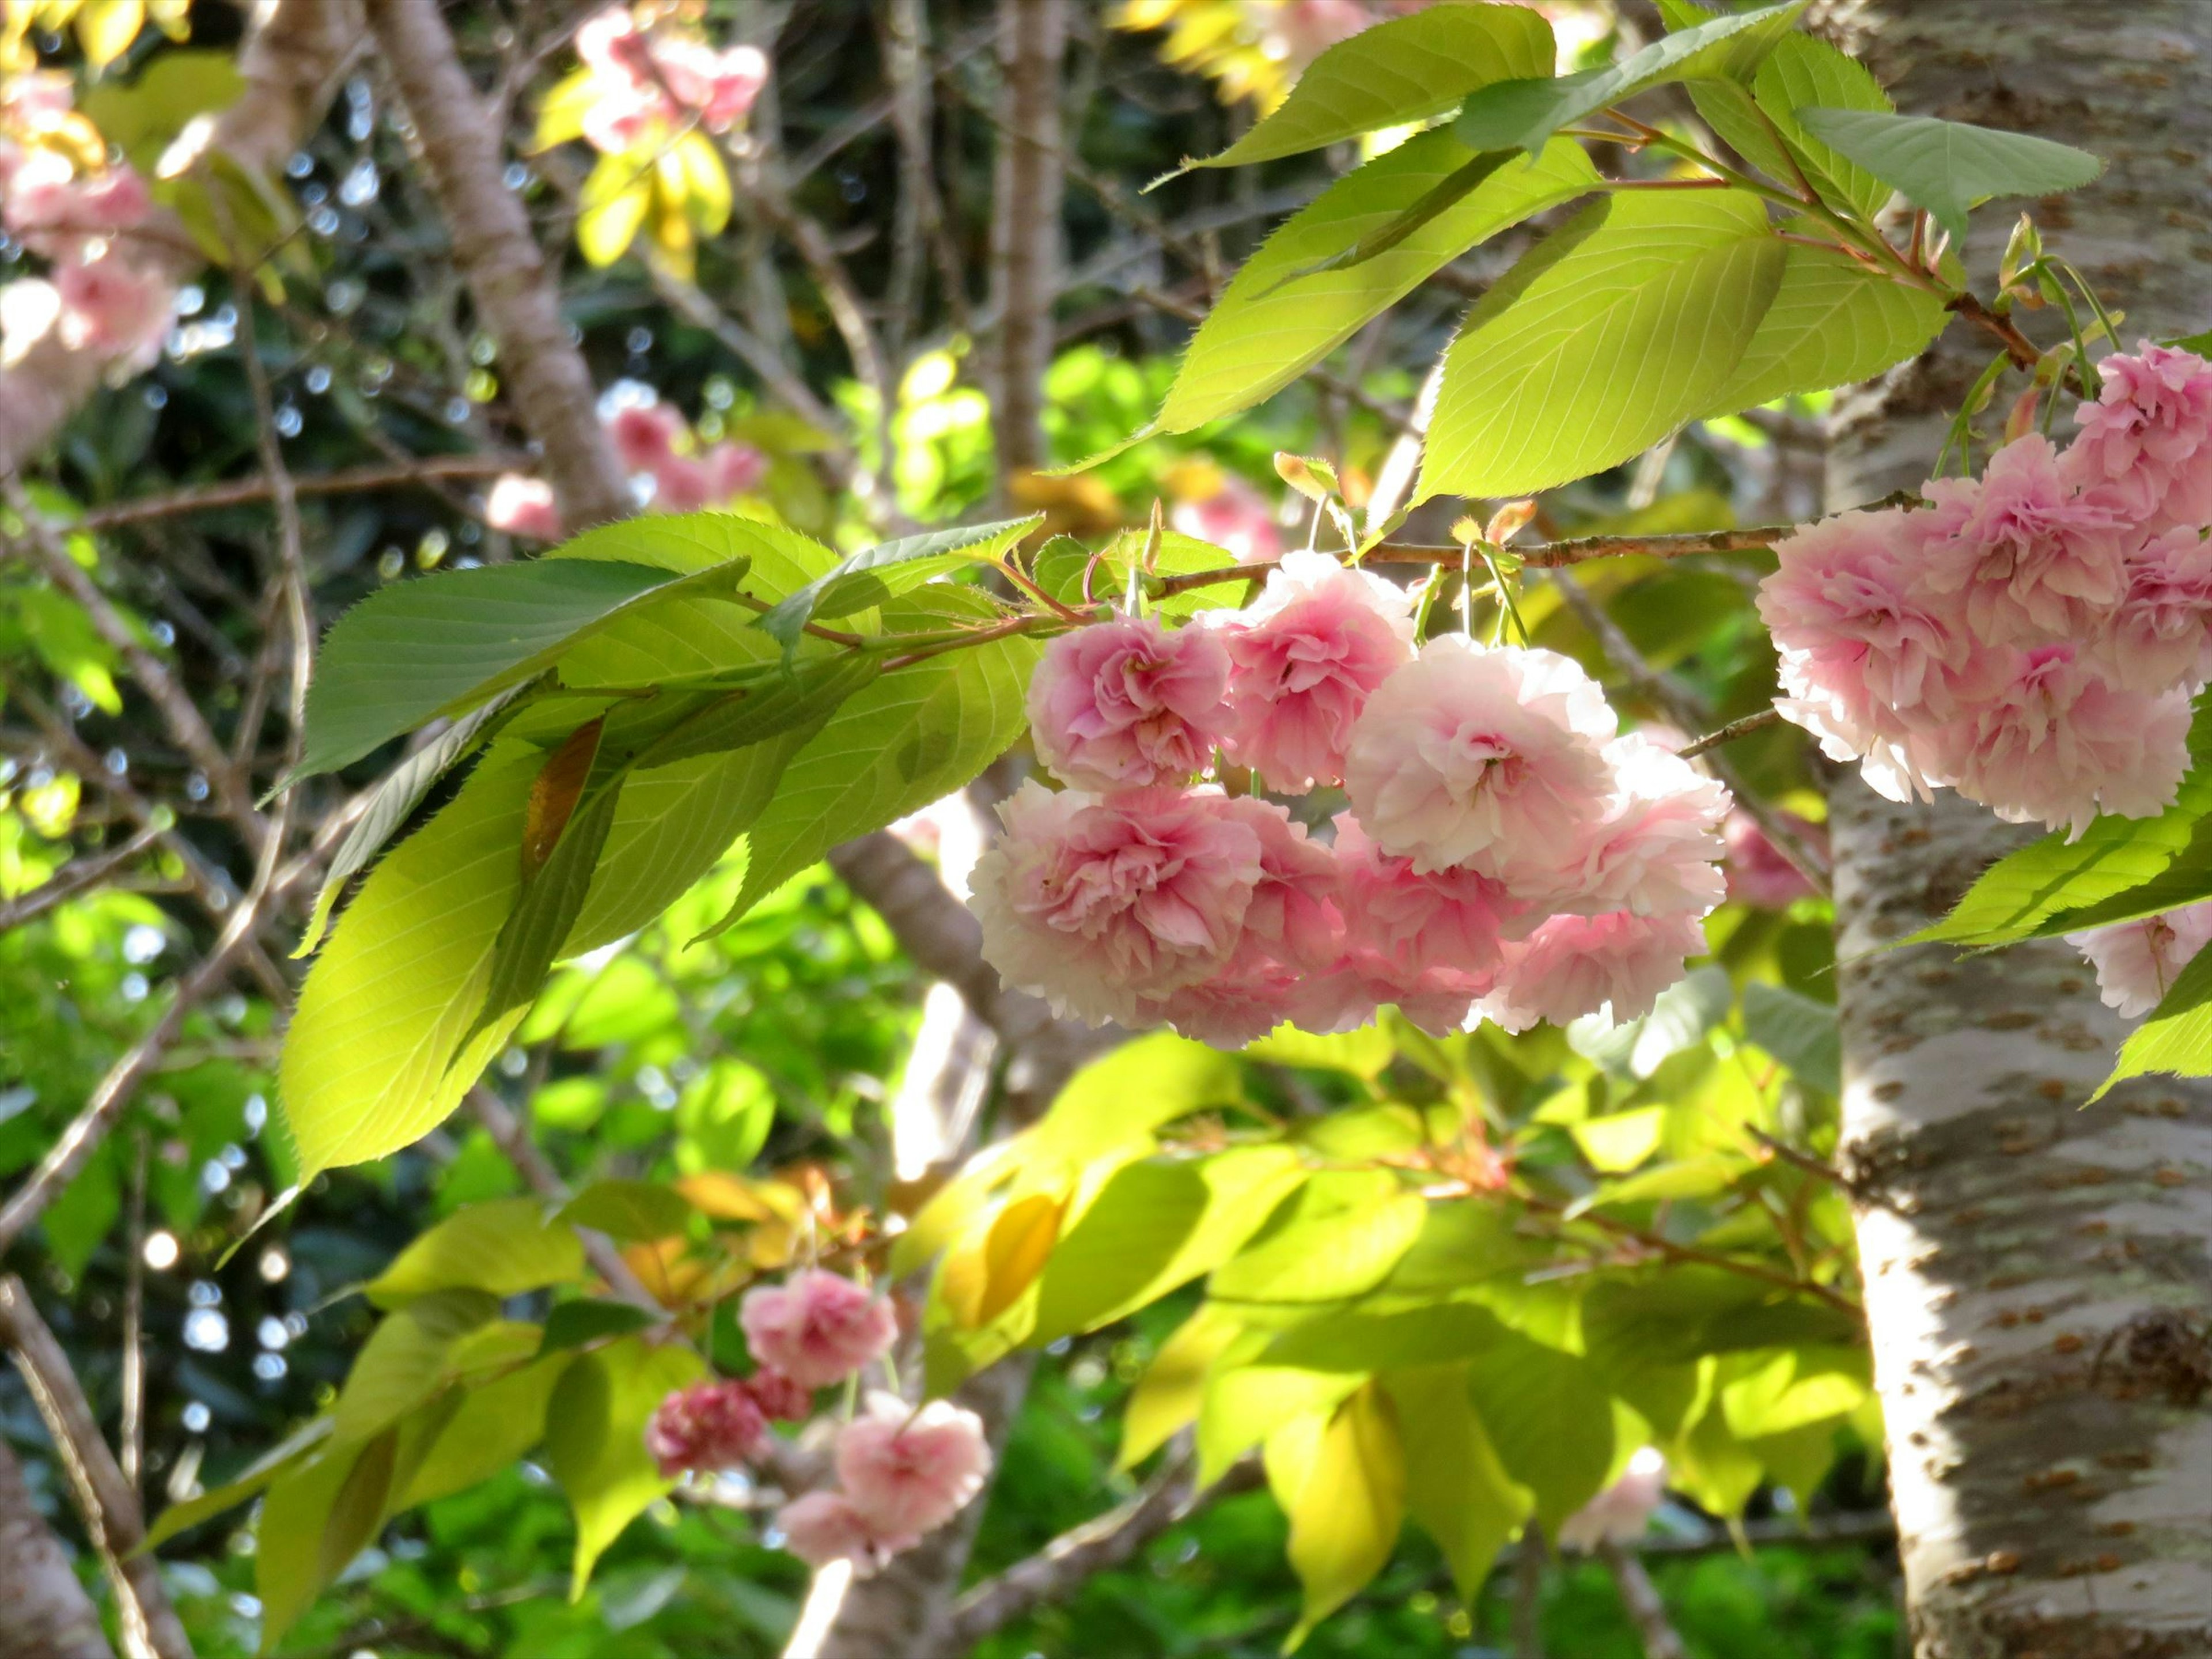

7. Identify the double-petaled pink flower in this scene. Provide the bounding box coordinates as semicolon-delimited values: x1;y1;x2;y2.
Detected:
738;1269;898;1389
835;1392;993;1539
1027;615;1230;791
646;1379;768;1476
2067;343;2212;532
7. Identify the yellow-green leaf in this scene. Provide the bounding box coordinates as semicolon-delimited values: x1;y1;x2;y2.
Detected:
1269;1384;1406;1648
545;1336;706;1596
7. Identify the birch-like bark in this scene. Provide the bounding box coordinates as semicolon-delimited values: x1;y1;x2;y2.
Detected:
1820;5;2212;1653
362;0;632;529
0;0;362;472
0;1440;112;1659
984;0;1066;479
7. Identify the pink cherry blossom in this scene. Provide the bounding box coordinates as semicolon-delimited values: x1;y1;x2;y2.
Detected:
54;257;173;369
743;1368;814;1423
2066;343;2212;532
1027;615;1230;791
1310;948;1484;1037
1170;472;1282;562
608;401;685;472
1722;810;1825;911
1333;811;1521;983
1917;435;2134;646
1478;910;1709;1033
835;1392;993;1539
2067;902;2212;1019
1219;795;1343;969
774;1491;915;1576
1143;948;1309;1048
485;474;563;540
1342;637;1616;880
655;39;769;132
650;452;716;512
1556;1448;1669;1551
1930;644;2192;838
704;440;768;498
2092;527;2212;694
970;783;1262;1027
738;1269;898;1389
645;1379;767;1476
1213;549;1416;790
1568;734;1730;919
1261;0;1372;70
1756;508;1988;801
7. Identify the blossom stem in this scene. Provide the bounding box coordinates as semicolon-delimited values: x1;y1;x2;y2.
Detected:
1677;707;1782;759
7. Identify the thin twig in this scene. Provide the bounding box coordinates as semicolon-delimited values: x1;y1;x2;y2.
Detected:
0;823;164;934
71;456;522;532
1598;1541;1690;1659
1677;707;1781;758
465;1086;662;1313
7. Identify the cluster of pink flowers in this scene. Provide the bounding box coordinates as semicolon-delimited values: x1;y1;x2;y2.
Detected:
0;78;176;372
2068;901;2212;1020
971;549;1732;1044
572;6;767;153
1759;344;2212;839
644;1269;990;1578
484;397;767;538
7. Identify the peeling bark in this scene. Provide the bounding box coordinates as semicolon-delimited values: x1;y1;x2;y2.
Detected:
0;1440;112;1659
1820;6;2212;1654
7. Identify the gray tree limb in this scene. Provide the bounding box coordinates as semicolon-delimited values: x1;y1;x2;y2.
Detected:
0;1438;113;1659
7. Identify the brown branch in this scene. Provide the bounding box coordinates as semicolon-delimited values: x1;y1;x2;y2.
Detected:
74;455;523;532
364;0;632;529
0;1277;194;1659
1598;1541;1690;1659
0;824;164;934
0;1438;116;1659
1677;707;1782;759
986;0;1067;480
942;1453;1263;1647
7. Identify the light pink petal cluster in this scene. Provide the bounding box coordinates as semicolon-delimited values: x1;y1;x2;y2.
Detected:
1722;810;1825;911
1570;735;1732;919
1211;549;1416;790
1480;910;1710;1034
738;1268;898;1389
482;398;768;540
1169;472;1282;562
0;126;175;376
574;8;768;151
2067;901;2212;1019
1027;615;1230;791
1556;1449;1670;1552
835;1392;994;1539
774;1490;915;1577
1760;360;2212;838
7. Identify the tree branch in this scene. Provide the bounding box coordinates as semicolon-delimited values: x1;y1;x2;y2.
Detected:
1597;1541;1689;1659
73;456;524;532
463;1085;660;1313
363;0;632;529
986;0;1067;481
0;824;164;935
0;1277;194;1659
0;1438;115;1659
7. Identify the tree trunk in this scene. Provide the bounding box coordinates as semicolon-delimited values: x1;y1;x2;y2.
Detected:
0;1441;113;1659
1820;5;2212;1654
986;0;1066;480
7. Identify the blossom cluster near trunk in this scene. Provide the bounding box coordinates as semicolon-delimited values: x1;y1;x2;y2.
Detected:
971;548;1734;1045
484;392;768;536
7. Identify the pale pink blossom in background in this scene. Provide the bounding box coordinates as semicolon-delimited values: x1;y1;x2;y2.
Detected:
1933;645;2192;838
645;1380;767;1476
2067;901;2212;1019
774;1490;914;1576
485;474;563;540
2093;526;2212;694
649;452;716;512
1556;1448;1670;1551
573;10;765;149
1259;0;1370;69
53;257;174;369
1214;548;1416;790
1479;910;1709;1033
1027;615;1230;791
738;1268;898;1389
1343;637;1616;880
1723;810;1826;911
2067;343;2212;532
836;1392;993;1539
1918;435;2133;646
1171;472;1282;562
1570;734;1731;919
969;783;1262;1027
608;400;685;472
654;39;770;132
705;439;768;498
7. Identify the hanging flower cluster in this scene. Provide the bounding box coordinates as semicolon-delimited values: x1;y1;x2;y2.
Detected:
971;549;1733;1044
1759;344;2212;839
484;394;767;538
0;73;176;372
643;1268;991;1580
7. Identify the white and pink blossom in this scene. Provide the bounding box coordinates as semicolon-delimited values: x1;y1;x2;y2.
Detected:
1027;615;1230;791
835;1392;993;1540
2066;343;2212;532
2067;902;2212;1019
1478;910;1709;1033
738;1269;898;1389
774;1491;914;1577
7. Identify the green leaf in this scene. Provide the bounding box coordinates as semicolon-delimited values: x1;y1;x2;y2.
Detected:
1382;1366;1531;1600
296;558;747;781
1454;1;1808;157
1270;1385;1406;1648
1199;1361;1364;1485
1243;1025;1397;1080
1417;190;1787;502
471;770;622;1040
1031;1029;1245;1163
296;684;526;956
1464;1331;1619;1530
558;1179;694;1241
703;609;1043;934
1261;1302;1512;1373
1742;981;1840;1093
540;1299;663;1355
2099;939;2212;1096
1028;1148;1305;1344
1187;3;1555;171
1795;106;2105;244
632;654;881;771
365;1196;586;1309
281;752;537;1177
395;1352;574;1509
330;1290;501;1446
545;1336;706;1596
1210;1173;1428;1314
1917;705;2212;946
256;1431;396;1652
1151;131;1598;437
1695;240;1948;416
1119;1304;1247;1471
145;1417;335;1548
80;51;247;173
754;517;1038;652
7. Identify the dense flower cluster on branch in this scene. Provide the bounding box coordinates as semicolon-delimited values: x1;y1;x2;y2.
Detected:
645;1268;990;1580
972;549;1733;1044
1760;344;2212;838
484;391;767;537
